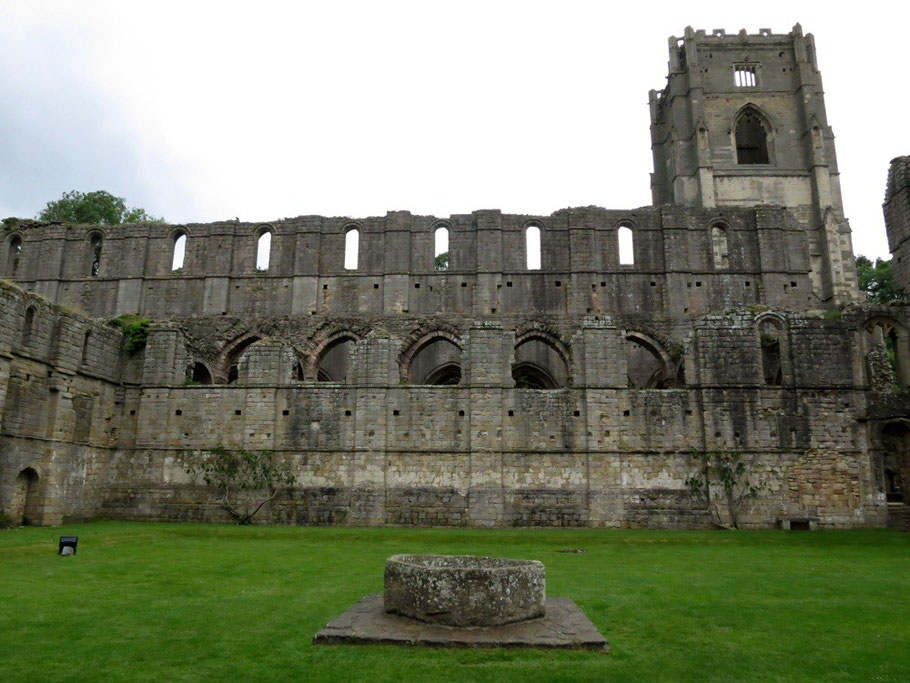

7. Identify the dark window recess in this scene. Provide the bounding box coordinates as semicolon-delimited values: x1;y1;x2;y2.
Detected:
458;410;465;416
344;410;352;416
555;281;561;287
234;409;242;415
393;410;400;416
373;283;379;289
507;281;512;287
175;410;182;416
415;283;420;289
735;109;770;164
461;282;467;288
573;410;580;417
623;410;630;416
508;410;514;417
282;410;289;416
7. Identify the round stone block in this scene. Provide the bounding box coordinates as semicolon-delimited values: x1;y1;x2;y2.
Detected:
384;554;546;627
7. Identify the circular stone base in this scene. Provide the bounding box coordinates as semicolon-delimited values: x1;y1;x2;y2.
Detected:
384;554;546;627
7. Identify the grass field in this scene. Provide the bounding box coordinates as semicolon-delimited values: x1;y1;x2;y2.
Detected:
1;523;908;682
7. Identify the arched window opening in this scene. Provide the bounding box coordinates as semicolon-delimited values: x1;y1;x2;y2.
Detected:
406;337;462;385
172;232;186;271
512;362;559;389
81;330;92;366
434;226;449;271
89;234;103;277
344;228;359;270
759;321;783;386
256;230;272;271
863;318;910;390
317;336;355;382
220;335;262;385
882;421;910;505
13;468;40;526
22;307;35;347
7;236;22;276
191;362;212;385
626;336;676;389
512;337;567;389
526;226;541;270
735;109;770;164
295;361;304;382
711;225;729;269
618;225;634;265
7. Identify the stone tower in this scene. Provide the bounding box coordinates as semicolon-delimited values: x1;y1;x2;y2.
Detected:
884;156;910;291
648;24;858;305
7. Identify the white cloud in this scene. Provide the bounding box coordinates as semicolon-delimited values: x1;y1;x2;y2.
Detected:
1;0;907;259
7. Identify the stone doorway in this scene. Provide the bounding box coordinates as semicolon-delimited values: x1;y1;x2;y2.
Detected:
11;468;40;526
881;422;910;530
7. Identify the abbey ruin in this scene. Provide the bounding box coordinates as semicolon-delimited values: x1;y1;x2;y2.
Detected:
2;25;909;529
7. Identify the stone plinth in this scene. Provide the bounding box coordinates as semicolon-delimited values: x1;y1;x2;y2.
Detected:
313;594;608;651
384;554;546;627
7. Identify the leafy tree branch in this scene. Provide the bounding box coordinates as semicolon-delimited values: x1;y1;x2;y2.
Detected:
181;446;296;524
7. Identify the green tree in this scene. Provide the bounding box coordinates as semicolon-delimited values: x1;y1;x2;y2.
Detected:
37;190;163;225
855;255;904;303
434;251;449;270
685;450;764;529
181;446;296;524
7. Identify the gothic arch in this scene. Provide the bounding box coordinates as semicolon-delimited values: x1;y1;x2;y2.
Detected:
879;420;910;505
170;227;188;271
304;328;364;381
87;230;105;277
624;330;680;389
732;104;774;165
343;222;362;271
188;361;213;385
4;232;23;277
709;221;730;270
512;328;570;389
756;313;788;386
861;316;910;388
12;466;41;526
216;333;263;384
255;225;273;271
399;329;463;385
615;220;636;266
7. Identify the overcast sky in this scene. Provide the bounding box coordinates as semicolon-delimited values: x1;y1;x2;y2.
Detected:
1;1;907;258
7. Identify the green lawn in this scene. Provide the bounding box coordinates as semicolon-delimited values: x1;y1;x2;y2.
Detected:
1;523;907;682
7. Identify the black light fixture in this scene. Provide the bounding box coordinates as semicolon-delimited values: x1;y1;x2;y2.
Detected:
58;536;78;556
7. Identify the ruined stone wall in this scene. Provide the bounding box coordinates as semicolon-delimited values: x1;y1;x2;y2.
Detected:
1;205;818;319
885;156;910;292
92;306;894;529
0;284;125;524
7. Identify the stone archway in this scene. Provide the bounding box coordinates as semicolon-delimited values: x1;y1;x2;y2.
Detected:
12;468;40;526
881;422;910;505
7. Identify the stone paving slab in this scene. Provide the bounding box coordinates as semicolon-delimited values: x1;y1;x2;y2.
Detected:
313;594;608;651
